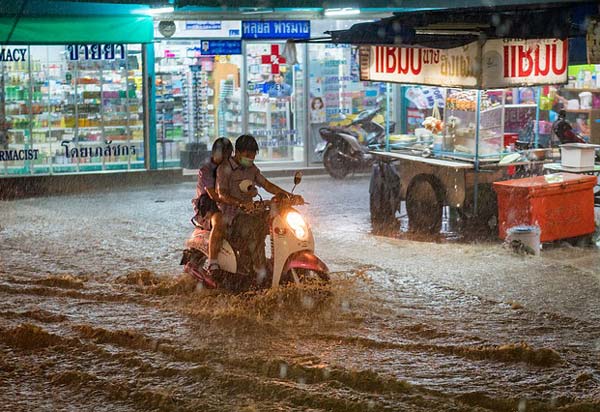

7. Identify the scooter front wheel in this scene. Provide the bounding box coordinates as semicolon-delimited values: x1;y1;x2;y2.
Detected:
323;144;353;179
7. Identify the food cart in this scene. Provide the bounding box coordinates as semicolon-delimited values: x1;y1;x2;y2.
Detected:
357;38;573;233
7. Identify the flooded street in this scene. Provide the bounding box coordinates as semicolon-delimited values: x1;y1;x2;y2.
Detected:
1;175;599;411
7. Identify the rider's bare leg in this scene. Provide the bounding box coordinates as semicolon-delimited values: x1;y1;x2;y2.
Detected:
208;212;225;269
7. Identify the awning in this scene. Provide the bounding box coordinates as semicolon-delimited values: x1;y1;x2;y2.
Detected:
0;15;154;44
327;3;593;49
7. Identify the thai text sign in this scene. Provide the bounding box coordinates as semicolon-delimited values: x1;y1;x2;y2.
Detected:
242;21;310;40
360;43;480;88
360;38;568;89
481;39;568;88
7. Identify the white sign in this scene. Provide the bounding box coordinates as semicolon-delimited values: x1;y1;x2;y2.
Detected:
154;20;242;39
360;38;568;89
481;38;568;88
360;43;480;88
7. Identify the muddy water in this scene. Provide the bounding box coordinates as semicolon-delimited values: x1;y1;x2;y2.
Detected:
1;177;599;411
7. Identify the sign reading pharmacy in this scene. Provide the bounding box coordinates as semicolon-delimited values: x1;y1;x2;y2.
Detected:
0;48;27;62
242;21;310;40
360;38;568;89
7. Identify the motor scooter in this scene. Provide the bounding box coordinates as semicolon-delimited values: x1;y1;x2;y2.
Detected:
180;172;329;291
315;102;395;179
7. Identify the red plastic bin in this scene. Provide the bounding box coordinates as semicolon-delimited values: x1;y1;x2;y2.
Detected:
493;173;597;242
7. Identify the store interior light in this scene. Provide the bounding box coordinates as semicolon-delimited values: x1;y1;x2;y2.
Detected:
146;6;175;15
324;7;361;17
240;7;275;15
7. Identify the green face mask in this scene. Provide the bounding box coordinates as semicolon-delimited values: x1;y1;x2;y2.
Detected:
239;156;254;168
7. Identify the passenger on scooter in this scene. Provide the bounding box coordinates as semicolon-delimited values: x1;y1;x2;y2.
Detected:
191;137;233;275
216;134;302;279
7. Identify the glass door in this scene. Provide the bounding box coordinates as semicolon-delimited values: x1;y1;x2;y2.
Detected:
155;40;242;168
245;42;306;165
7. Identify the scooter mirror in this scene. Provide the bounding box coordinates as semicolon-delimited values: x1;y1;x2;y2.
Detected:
293;171;303;186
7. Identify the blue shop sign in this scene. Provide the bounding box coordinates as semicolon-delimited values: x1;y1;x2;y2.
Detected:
242;20;310;40
198;40;242;55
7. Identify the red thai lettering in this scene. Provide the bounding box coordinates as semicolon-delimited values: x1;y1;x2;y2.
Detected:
510;45;517;78
410;49;422;75
504;46;510;77
385;47;397;73
504;41;567;78
551;41;567;75
518;46;533;77
534;44;551;76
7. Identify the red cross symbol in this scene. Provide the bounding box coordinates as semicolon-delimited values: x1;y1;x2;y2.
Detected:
261;44;286;75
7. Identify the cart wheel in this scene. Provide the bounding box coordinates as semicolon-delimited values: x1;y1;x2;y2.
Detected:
406;175;444;234
323;142;352;179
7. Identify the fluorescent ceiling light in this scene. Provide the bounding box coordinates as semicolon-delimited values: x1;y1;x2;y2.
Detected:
324;7;361;17
146;6;174;15
240;7;274;14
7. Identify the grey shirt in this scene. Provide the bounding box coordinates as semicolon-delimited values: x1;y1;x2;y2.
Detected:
216;157;267;222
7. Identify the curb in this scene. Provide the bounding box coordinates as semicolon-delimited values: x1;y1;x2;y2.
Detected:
0;167;330;201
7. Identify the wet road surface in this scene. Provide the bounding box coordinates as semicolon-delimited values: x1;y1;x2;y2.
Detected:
1;175;599;411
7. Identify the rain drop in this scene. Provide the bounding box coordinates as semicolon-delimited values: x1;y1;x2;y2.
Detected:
302;295;315;309
518;399;527;412
279;363;287;379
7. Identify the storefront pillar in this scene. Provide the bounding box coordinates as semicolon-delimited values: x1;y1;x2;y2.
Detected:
143;43;157;170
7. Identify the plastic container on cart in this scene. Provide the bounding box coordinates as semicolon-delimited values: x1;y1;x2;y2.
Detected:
559;143;600;169
493;173;597;242
506;226;541;256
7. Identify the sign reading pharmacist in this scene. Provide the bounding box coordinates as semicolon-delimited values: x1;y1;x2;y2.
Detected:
360;38;568;89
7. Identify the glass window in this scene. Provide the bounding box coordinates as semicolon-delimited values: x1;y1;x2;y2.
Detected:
245;42;305;163
307;44;394;163
0;44;144;176
0;47;31;175
155;40;242;168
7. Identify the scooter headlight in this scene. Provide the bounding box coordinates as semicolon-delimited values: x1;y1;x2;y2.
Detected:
285;211;308;240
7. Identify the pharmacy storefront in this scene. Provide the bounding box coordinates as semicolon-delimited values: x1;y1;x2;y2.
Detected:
154;19;396;168
0;15;153;177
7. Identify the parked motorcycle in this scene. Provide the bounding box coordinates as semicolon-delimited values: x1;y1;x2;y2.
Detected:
180;172;329;291
316;103;395;179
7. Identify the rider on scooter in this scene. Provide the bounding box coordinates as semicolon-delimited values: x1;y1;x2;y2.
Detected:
216;134;302;280
191;137;233;276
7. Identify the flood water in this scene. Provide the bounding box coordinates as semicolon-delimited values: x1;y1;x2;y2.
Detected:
1;175;599;411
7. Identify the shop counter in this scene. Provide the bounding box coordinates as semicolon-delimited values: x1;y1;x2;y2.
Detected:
493;173;597;242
